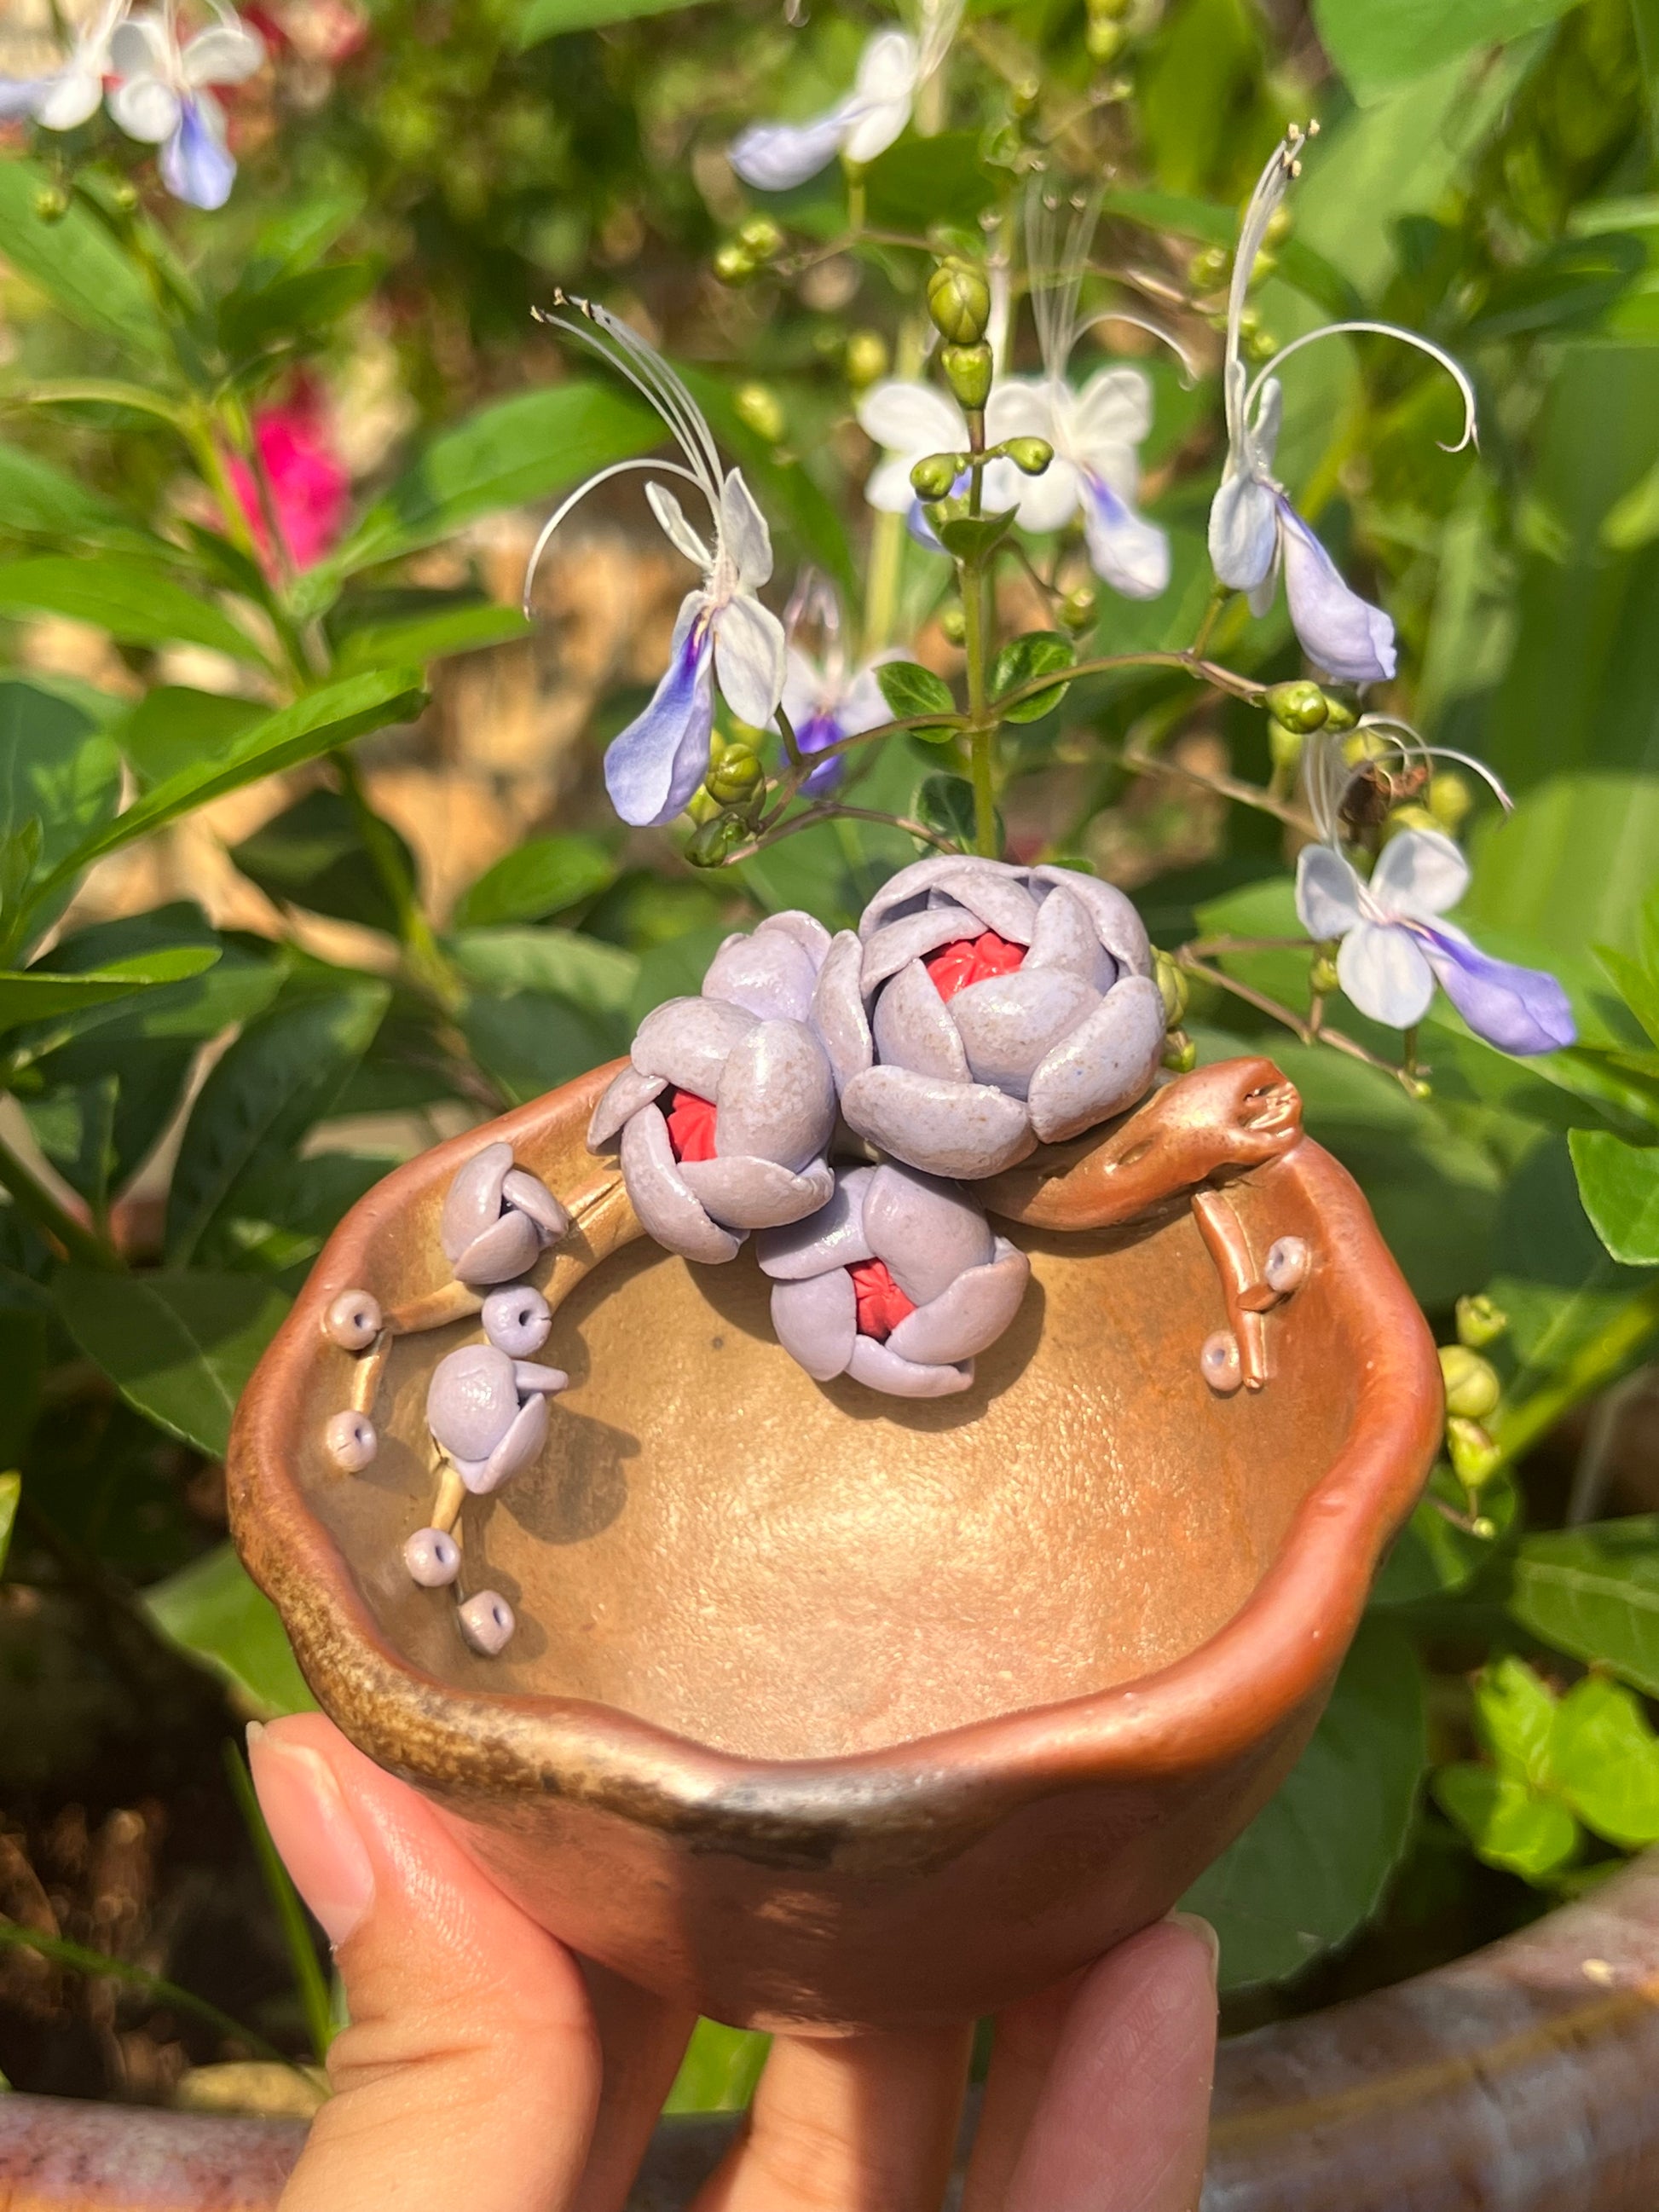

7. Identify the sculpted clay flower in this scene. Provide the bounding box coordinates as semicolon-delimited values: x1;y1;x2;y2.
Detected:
589;911;838;1262
441;1141;570;1286
426;1343;567;1495
812;857;1166;1179
758;1162;1030;1399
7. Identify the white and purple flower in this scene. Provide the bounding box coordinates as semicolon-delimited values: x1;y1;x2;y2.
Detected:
0;0;129;130
523;297;786;830
107;2;264;211
1207;127;1477;684
728;0;962;193
780;571;894;795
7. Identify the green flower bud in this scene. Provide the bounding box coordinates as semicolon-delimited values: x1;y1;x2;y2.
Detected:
1382;802;1440;842
1447;1415;1502;1493
1009;75;1041;118
910;450;964;501
1440;1343;1501;1421
1263;205;1292;250
705;747;765;806
939;604;968;645
1268;719;1304;773
1153;948;1188;1027
1162;1029;1198;1074
1322;692;1360;734
927;259;991;346
1264;679;1328;733
1430;770;1474;835
1188;245;1228;292
1456;1292;1509;1349
1085;18;1124;61
846;329;889;390
686;816;743;868
737;215;784;261
32;186;69;225
1246;325;1280;363
1309;952;1340;995
939;340;993;412
714;241;756;286
1059;584;1097;633
1004;436;1054;476
734;382;786;444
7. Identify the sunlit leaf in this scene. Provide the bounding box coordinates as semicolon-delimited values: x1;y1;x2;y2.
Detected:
143;1542;315;1718
1569;1129;1659;1265
1511;1516;1659;1696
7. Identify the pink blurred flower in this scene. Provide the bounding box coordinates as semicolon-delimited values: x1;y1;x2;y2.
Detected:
226;396;349;570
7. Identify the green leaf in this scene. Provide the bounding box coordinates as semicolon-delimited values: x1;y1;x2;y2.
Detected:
0;440;159;552
1594;942;1659;1051
454;835;617;929
629;923;729;1023
876;661;956;721
229;788;416;935
1180;1620;1427;1990
328;383;658;575
211;1151;390;1278
913;771;985;852
863;130;996;233
0;557;268;665
935;506;1018;563
662;2019;771;2115
0;946;218;1037
142;1542;315;1718
1511;1517;1659;1695
333;602;533;674
449;925;638;1016
0;677;122;911
55;1269;292;1460
452;925;636;1100
517;0;702;42
1311;0;1577;103
1569;1129;1659;1265
116;687;266;793
217;263;375;365
0;1470;17;1580
1473;1655;1558;1788
1432;1765;1580;1881
165;979;390;1264
0;160;165;356
1552;1673;1659;1848
991;632;1074;724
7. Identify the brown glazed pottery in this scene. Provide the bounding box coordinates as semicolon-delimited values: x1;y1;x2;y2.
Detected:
228;1054;1442;2034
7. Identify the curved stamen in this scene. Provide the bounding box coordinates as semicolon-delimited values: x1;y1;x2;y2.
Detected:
1224;126;1311;442
538;296;725;501
1072;307;1200;385
1245;321;1478;455
917;0;965;80
522;455;706;616
1304;717;1512;846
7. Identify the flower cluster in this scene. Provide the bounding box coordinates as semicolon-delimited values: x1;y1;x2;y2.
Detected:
2;0;265;210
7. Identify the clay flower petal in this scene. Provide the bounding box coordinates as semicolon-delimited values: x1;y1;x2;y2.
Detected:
755;1167;877;1279
858;853;992;941
441;1141;512;1264
463;1392;549;1496
453;1210;544;1286
924;863;1041;944
845;1337;972;1398
949;967;1099;1098
861;904;986;993
1026;881;1113;987
427;1343;518;1464
770;1268;858;1381
618;1108;743;1264
501;1168;569;1244
589;1065;668;1147
886;1238;1031;1365
842;1066;1036;1181
714;1019;836;1171
862;1163;994;1306
1026;975;1167;1144
679;1155;835;1231
870;956;971;1082
811;930;875;1090
702;918;824;1023
1032;866;1152;976
632;996;755;1096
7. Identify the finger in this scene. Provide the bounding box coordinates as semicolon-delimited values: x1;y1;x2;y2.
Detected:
1003;1917;1218;2212
568;1960;697;2212
693;2022;974;2212
251;1713;600;2212
960;1969;1082;2212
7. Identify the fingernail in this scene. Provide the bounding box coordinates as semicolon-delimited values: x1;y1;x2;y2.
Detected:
1165;1910;1221;1987
250;1727;376;1948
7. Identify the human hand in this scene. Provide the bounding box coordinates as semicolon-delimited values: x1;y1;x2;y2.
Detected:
251;1712;1217;2212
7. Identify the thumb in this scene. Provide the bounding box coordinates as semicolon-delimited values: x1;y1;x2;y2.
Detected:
251;1712;600;2212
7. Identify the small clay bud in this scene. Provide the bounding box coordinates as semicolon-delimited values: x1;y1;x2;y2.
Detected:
927;258;991;345
706;748;766;806
1430;770;1474;835
1059;584;1097;632
1439;1343;1500;1420
1447;1415;1501;1493
1153;948;1188;1027
483;1285;552;1358
734;381;786;443
325;1410;377;1473
939;604;968;645
458;1589;516;1655
1264;679;1328;733
1199;1330;1242;1395
324;1289;383;1351
713;241;756;286
1264;1236;1310;1295
1456;1292;1508;1349
910;450;963;501
404;1528;461;1587
846;329;889;389
737;214;784;260
1003;436;1054;476
939;340;993;412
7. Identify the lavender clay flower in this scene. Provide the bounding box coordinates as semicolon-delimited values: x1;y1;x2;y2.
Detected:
589;911;838;1262
426;1343;567;1495
813;857;1167;1180
759;1162;1030;1398
441;1141;570;1286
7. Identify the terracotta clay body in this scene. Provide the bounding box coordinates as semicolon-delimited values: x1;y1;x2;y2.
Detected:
228;1057;1441;2031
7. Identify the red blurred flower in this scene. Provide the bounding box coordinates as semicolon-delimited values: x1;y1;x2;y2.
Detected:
226;390;349;572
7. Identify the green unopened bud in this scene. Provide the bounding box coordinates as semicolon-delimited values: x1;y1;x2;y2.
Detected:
1322;692;1359;733
927;258;991;345
1456;1292;1509;1349
1010;75;1040;117
1085;18;1124;61
1153;949;1188;1027
737;215;784;261
1162;1029;1197;1074
1246;325;1280;363
939;340;993;412
1264;679;1328;733
1440;1343;1501;1420
734;382;786;444
1430;770;1473;835
1447;1415;1502;1493
705;747;765;806
107;178;141;214
1059;584;1097;633
32;185;69;225
714;241;756;286
1188;245;1228;292
1382;802;1440;842
939;604;968;645
910;450;963;501
1309;952;1340;996
846;329;888;390
1268;719;1304;773
1004;436;1054;476
686;816;743;868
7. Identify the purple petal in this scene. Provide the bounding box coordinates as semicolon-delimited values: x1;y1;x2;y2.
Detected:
1080;475;1169;601
841;1065;1036;1180
512;1360;568;1395
858;856;991;941
714;1017;835;1170
702;927;821;1024
924;863;1041;944
632;995;754;1096
161;99;236;211
1026;973;1165;1144
729;106;851;192
948;967;1098;1099
1026;882;1113;990
441;1141;512;1264
501;1167;569;1244
1278;501;1396;685
428;1343;517;1462
1032;867;1151;976
618;1104;743;1263
871;956;971;1082
845;1336;973;1398
760;910;833;967
468;1392;550;1495
604;611;715;828
798;712;846;795
860;904;984;993
452;1210;543;1287
886;1238;1031;1365
1415;925;1577;1056
770;1268;858;1381
0;78;49;119
588;1065;667;1149
811;929;874;1091
679;1153;835;1231
862;1163;994;1307
756;1167;876;1279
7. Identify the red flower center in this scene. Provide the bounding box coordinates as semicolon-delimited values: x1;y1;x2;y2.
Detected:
848;1258;916;1341
664;1089;719;1163
924;929;1026;1002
